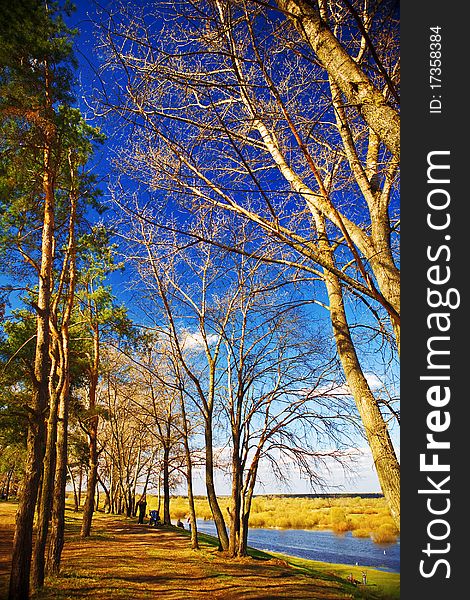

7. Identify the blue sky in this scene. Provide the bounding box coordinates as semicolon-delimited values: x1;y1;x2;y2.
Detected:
61;0;399;495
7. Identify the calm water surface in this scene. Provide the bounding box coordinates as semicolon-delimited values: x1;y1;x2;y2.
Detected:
195;519;400;573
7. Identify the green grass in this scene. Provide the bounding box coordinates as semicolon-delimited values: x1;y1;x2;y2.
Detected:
197;527;400;600
275;554;399;600
174;525;399;599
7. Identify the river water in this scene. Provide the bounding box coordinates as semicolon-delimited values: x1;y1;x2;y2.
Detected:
195;519;400;573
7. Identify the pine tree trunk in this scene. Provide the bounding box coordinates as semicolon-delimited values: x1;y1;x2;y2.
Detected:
8;106;55;600
8;418;47;600
46;361;70;576
31;346;61;590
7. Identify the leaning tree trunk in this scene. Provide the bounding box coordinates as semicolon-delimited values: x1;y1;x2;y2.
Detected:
204;421;229;550
316;213;400;527
2;468;15;501
8;111;55;600
180;395;199;549
69;466;79;512
327;270;401;525
98;474;111;514
277;0;400;159
327;76;401;353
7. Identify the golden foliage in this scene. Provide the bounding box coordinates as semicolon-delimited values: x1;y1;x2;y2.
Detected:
164;495;398;543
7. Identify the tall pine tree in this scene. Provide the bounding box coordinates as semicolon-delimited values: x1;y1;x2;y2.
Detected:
0;2;102;596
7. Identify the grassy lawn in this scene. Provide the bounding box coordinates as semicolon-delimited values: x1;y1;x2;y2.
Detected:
0;502;399;599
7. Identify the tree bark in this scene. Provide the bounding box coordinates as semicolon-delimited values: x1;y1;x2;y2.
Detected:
162;444;171;525
180;394;199;549
8;90;55;600
204;422;229;550
98;474;111;514
80;416;99;536
277;0;400;158
78;466;83;508
31;342;61;590
239;463;258;557
8;421;47;600
229;442;242;556
46;353;71;576
316;212;400;527
69;466;79;512
81;324;100;538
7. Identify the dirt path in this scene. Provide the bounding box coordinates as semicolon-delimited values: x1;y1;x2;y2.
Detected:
0;506;360;599
0;520;14;598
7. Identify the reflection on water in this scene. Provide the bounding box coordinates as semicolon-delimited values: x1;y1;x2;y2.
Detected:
195;519;400;573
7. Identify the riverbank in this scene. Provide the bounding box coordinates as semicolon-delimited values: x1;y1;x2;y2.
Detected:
168;495;399;544
0;502;399;599
195;519;400;573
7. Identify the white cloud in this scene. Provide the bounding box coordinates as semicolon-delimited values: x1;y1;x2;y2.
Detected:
315;372;384;398
365;372;383;390
180;330;218;352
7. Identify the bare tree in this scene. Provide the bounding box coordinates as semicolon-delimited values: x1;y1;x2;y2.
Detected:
95;0;400;527
207;253;357;556
127;347;185;525
120;209;359;554
98;350;159;519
